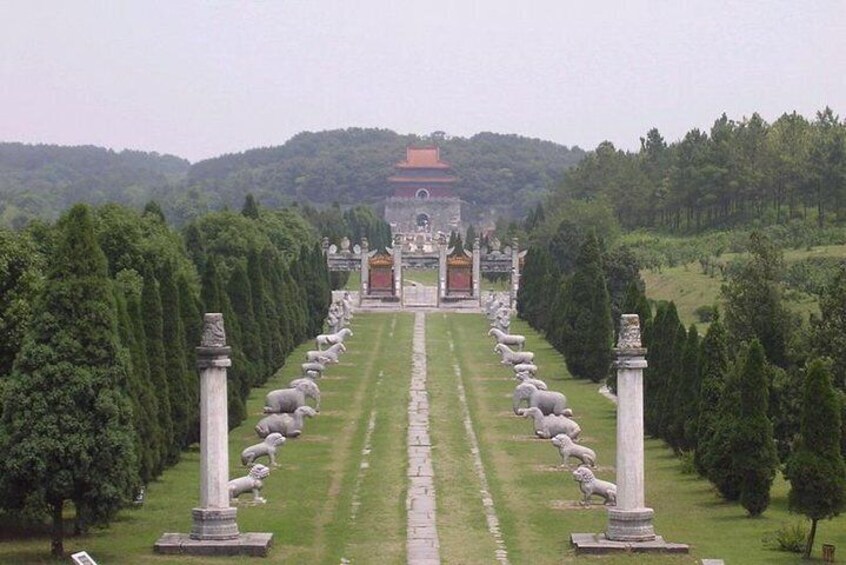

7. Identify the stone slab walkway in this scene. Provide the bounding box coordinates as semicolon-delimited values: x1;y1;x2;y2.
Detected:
407;312;440;564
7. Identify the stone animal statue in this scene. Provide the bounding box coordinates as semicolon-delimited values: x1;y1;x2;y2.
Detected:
512;363;538;376
241;433;287;467
572;466;616;506
306;342;345;364
229;464;271;504
519;407;581;439
488;328;526;350
301;362;326;377
514;371;547;390
264;379;321;413
494;343;534;365
512;382;567;416
316;328;353;350
551;434;596;468
255;406;318;438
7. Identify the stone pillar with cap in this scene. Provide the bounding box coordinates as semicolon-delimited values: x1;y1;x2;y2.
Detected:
510;238;520;308
472;237;481;303
154;313;273;556
606;314;654;541
392;242;403;303
359;237;369;304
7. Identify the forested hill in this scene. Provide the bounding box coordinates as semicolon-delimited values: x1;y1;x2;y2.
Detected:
0;143;189;228
185;128;584;214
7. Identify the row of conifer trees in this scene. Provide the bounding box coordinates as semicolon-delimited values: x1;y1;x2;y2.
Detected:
0;198;332;555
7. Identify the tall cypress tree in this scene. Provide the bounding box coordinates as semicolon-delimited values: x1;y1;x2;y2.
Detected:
141;267;176;465
694;313;729;475
113;286;158;484
227;261;262;389
559;232;613;382
248;249;275;377
0;205;138;557
669;324;700;452
786;359;846;557
177;273;201;444
158;260;191;450
735;340;778;516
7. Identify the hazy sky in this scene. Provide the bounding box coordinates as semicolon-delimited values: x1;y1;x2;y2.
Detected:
2;1;844;162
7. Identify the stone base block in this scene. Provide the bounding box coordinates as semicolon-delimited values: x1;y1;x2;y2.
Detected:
606;507;655;541
570;532;689;555
190;507;239;540
154;532;273;557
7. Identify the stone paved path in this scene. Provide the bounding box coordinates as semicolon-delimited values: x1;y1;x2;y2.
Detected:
406;312;440;564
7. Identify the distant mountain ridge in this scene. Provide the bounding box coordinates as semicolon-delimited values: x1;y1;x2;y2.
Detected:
0;142;189;228
1;129;584;227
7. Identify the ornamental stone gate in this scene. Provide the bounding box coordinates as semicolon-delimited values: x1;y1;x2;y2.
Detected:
323;236;525;309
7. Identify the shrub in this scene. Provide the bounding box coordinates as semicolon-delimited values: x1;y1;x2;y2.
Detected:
762;522;807;553
694;304;717;323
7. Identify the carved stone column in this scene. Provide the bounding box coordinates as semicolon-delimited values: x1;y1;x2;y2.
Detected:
155;314;273;556
510;237;520;308
437;241;447;307
191;313;238;540
606;314;654;541
393;244;403;304
472;237;481;303
359;237;369;305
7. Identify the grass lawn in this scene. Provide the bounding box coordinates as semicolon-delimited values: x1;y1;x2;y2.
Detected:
3;311;844;563
0;312;414;564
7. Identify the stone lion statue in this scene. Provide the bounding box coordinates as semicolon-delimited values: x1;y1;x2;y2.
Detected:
551;433;596;469
240;433;286;467
572;466;616;506
229;463;271;505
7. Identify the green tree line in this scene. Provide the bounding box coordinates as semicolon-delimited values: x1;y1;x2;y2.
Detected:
0;197;333;556
551;108;845;232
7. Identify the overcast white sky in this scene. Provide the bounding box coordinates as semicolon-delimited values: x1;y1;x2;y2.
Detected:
1;1;844;162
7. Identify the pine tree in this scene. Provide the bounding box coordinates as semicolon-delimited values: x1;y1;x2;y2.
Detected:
735;340;778;516
559;232;613;382
0;205;138;557
694;313;729;475
811;265;846;390
141;267;176;466
242;193;260;220
248;249;275;378
786;359;846;558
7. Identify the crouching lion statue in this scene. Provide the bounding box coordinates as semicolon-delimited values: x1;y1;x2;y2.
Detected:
229;463;271;505
551;433;596;468
572;466;616;506
241;432;286;467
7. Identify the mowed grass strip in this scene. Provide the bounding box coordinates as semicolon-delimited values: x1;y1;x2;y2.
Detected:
0;313;411;564
426;313;504;563
331;313;413;563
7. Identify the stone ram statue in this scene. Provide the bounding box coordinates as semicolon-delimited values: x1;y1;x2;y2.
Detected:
301;362;326;377
512;363;538;375
255;406;318;438
488;328;526;350
512;382;567;416
518;407;581;439
551;433;596;468
572;466;616;506
264;379;321;413
494;343;534;365
241;433;287;467
514;371;547;390
306;342;345;364
229;463;271;504
316;327;353;350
